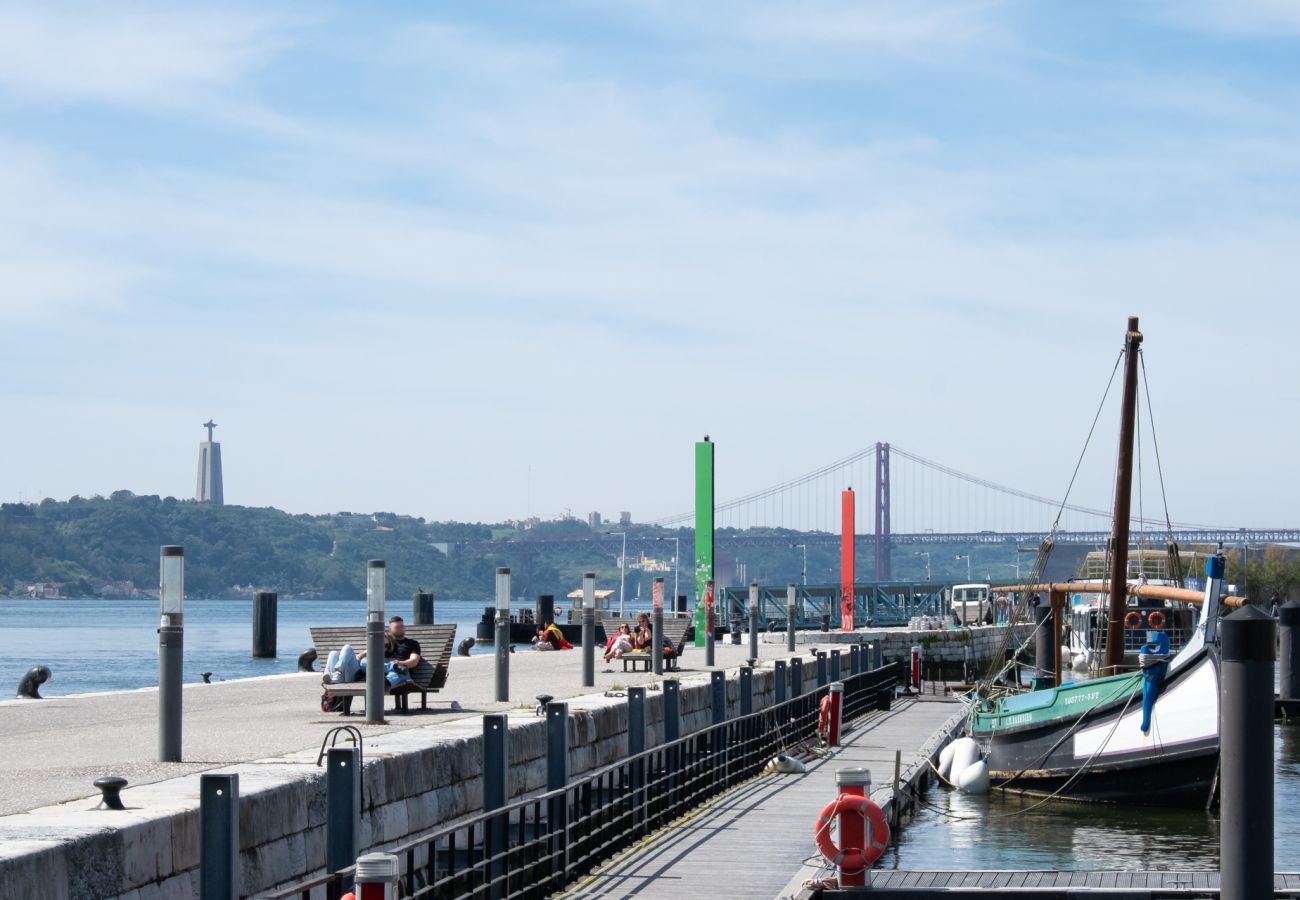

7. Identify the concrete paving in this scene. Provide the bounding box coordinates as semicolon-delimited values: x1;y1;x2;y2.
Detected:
0;636;860;817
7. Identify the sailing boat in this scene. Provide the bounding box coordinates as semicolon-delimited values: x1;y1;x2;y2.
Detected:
966;317;1244;807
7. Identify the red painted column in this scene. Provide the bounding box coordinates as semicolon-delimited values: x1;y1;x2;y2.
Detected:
837;768;871;887
841;489;855;631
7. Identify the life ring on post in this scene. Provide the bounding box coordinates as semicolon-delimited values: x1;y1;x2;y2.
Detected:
1147;610;1166;629
1123;611;1142;629
814;794;890;873
818;695;832;735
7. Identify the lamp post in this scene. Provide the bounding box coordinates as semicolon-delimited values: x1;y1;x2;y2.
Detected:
657;536;680;612
365;560;386;725
610;532;627;616
955;554;971;581
159;545;184;762
915;551;931;581
495;567;510;702
793;543;807;585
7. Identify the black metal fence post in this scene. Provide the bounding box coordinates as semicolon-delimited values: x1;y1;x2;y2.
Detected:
817;652;828;687
200;773;238;900
739;665;753;716
326;748;360;883
252;591;277;658
830;649;842;683
711;670;726;724
546;702;569;881
1281;600;1299;703
774;659;787;705
849;643;861;675
628;686;646;834
1220;605;1275;900
663;679;681;742
791;657;803;698
483;714;508;898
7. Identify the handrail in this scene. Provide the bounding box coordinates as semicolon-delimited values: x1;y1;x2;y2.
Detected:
266;661;903;900
991;580;1245;608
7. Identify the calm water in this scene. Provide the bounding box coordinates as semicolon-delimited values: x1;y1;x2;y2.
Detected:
0;596;513;696
888;723;1300;872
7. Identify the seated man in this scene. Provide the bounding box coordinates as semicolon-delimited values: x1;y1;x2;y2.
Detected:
325;616;421;688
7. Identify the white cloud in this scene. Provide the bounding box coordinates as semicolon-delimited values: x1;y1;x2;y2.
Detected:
1158;0;1300;36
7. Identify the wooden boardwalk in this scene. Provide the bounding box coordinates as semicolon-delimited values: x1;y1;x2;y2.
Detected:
841;870;1300;894
555;696;963;900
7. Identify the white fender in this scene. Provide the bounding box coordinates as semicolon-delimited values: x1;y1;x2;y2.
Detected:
949;737;980;776
956;758;990;794
938;742;956;780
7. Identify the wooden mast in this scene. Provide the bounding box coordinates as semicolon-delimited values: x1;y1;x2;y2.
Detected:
1103;316;1144;673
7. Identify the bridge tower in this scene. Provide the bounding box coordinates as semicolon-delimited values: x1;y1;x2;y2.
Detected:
874;442;891;579
196;420;224;505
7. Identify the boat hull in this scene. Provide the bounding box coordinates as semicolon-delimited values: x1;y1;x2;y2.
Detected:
972;649;1220;807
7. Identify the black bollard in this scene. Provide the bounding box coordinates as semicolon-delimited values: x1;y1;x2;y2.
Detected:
297;648;317;672
457;637;475;657
1280;600;1300;702
413;591;434;625
1033;603;1053;687
821;613;830;633
93;776;128;810
1220;604;1275;900
536;594;555;627
16;665;51;699
582;607;596;687
253;591;278;658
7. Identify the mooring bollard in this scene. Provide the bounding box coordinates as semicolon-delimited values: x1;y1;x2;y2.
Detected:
326;747;361;880
774;659;787;704
159;545;184;762
817;651;828;687
821;612;830;632
536;593;555;626
353;852;400;900
825;682;844;746
791;657;804;698
495;568;510;702
252;591;277;658
297;648;317;672
1281;600;1300;702
740;665;753;716
663;679;681;742
16;665;51;699
365;561;386;725
93;775;128;810
413;590;434;626
787;583;798;652
1220;605;1275;900
200;773;238;900
835;767;876;888
582;573;596;687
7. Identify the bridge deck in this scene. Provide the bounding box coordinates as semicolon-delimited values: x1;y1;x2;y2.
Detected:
555;696;962;900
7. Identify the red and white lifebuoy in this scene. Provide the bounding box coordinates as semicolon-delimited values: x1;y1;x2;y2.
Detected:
818;695;831;735
1147;610;1166;629
813;794;890;873
1123;611;1142;629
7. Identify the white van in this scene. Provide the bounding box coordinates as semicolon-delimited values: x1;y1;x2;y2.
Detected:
950;583;991;625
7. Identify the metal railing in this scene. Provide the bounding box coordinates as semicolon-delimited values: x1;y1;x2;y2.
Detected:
268;662;901;900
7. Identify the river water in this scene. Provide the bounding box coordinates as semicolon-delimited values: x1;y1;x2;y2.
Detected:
887;720;1300;872
0;595;511;696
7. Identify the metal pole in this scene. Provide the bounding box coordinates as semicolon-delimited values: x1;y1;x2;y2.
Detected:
830;649;842;683
252;591;277;658
620;532;627;617
705;597;716;667
652;598;665;676
711;670;726;724
159;545;184;763
495;568;510;702
663;679;681;742
849;643;861;675
817;651;828;687
1281;600;1300;702
582;572;596;687
826;682;844;746
740;665;753;716
1220;605;1275;900
326;748;360;878
546;702;569;877
199;773;238;900
787;583;797;652
413;591;434;625
365;561;386;725
774;659;787;704
791;657;803;698
1033;602;1053;687
748;581;760;662
483;714;508;899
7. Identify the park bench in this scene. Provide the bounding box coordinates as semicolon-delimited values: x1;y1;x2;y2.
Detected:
312;624;457;715
599;615;692;672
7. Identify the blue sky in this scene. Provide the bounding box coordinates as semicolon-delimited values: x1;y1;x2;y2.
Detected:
2;1;1298;530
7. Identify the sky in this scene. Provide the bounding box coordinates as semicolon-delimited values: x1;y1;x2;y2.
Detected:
2;0;1298;530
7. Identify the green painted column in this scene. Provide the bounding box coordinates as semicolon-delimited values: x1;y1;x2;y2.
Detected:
694;438;714;647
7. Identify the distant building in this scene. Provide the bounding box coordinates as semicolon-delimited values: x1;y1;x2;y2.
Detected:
588;511;602;528
195;420;224;505
619;511;631;526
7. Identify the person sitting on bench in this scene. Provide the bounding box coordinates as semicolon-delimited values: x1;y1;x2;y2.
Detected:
604;623;634;662
633;612;653;650
326;616;422;687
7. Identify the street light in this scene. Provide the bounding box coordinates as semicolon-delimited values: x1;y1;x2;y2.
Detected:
656;536;680;611
792;543;807;585
955;554;971;581
915;551;931;580
610;532;627;616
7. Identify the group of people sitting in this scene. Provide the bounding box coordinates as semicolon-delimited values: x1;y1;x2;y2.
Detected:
533;619;574;651
324;615;422;688
603;612;673;663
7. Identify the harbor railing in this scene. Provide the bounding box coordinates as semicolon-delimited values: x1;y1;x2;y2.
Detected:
267;660;901;900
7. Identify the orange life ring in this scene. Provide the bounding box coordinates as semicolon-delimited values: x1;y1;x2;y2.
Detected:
1147;610;1166;629
818;695;832;735
1123;611;1142;629
814;794;890;873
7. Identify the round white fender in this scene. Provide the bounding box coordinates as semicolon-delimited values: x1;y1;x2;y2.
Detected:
949;737;980;777
938;742;956;781
956;758;990;794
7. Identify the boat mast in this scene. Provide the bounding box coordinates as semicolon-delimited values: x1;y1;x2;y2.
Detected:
1104;315;1144;673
